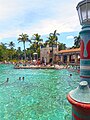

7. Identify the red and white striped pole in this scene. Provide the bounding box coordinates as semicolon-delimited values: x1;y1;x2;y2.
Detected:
67;0;90;119
67;81;90;120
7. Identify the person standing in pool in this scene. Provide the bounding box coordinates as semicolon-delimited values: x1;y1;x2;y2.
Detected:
22;77;24;81
19;77;21;80
6;78;9;82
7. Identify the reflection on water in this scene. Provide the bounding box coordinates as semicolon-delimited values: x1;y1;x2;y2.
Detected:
0;64;80;120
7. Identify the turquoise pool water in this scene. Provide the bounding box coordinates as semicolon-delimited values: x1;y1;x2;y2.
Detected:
0;64;80;120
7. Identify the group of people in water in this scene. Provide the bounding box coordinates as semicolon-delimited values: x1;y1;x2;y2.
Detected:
3;77;25;84
3;73;72;86
18;77;24;81
6;74;72;83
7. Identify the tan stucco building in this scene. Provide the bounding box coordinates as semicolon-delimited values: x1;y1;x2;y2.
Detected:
40;46;80;65
40;44;58;64
57;48;80;65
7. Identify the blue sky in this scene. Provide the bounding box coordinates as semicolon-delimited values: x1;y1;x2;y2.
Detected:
0;0;81;49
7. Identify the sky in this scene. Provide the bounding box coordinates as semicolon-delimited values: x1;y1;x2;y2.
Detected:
0;0;81;49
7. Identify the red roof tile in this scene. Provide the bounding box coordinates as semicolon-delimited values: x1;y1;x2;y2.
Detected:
58;48;80;54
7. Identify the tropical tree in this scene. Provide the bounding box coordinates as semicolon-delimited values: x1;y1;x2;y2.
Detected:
8;41;15;49
0;43;8;61
73;35;81;48
14;47;22;60
31;33;43;58
0;42;7;49
58;42;67;50
47;30;60;64
49;30;60;43
31;33;43;50
3;41;15;60
18;33;31;60
7;41;15;60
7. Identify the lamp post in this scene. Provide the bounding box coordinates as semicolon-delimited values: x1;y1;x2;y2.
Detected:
67;0;90;119
77;0;90;86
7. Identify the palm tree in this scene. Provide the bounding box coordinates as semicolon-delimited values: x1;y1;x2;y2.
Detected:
4;41;15;60
58;42;67;50
9;41;15;49
31;33;43;51
31;33;43;58
18;33;31;60
47;30;60;64
0;42;7;49
0;43;8;61
74;35;81;48
50;30;60;43
9;41;15;60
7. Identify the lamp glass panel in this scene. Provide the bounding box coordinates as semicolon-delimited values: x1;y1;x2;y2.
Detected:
87;3;90;19
78;7;82;24
81;4;86;21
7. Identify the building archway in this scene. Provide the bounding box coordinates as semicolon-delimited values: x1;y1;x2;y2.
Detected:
63;55;67;63
49;58;52;63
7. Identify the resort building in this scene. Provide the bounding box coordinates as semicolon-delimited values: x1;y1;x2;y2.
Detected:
40;44;58;64
56;48;80;65
40;46;80;65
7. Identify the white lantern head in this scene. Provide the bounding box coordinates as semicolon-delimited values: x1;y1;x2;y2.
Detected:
76;0;90;25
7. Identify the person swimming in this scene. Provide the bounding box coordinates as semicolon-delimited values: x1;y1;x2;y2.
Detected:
22;77;24;81
70;74;72;77
6;78;9;82
19;77;21;80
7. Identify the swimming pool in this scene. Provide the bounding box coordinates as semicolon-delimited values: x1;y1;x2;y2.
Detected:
0;64;80;120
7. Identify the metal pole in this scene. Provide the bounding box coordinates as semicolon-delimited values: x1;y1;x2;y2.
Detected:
80;25;90;86
67;22;90;120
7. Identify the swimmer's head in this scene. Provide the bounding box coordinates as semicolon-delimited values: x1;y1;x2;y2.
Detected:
70;74;72;76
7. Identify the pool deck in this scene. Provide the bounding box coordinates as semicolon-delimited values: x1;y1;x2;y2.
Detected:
14;64;80;73
14;65;55;69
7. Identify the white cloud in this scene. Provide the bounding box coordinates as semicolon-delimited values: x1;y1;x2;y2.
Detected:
0;0;44;21
66;35;74;39
0;16;80;40
26;15;80;35
0;0;81;41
